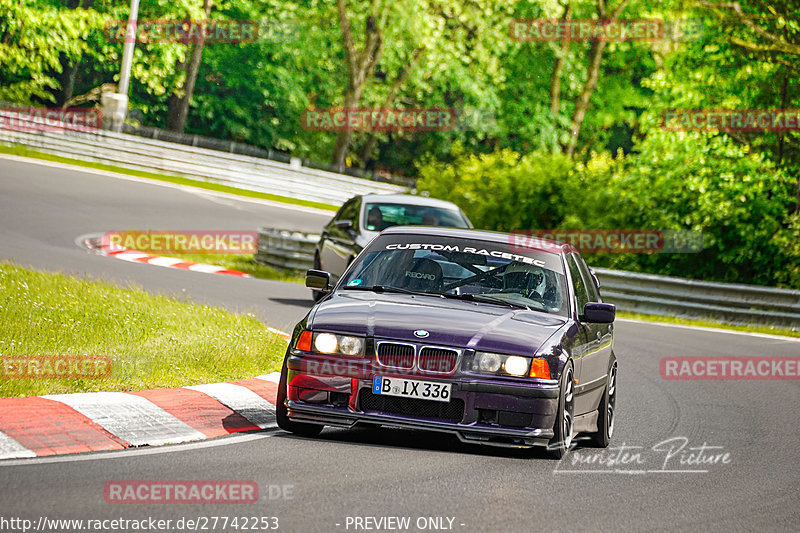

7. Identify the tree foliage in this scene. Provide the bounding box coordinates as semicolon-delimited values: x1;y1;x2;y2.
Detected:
1;0;797;287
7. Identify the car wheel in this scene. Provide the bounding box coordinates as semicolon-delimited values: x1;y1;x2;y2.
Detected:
276;360;324;438
311;253;324;302
547;362;575;459
588;360;617;448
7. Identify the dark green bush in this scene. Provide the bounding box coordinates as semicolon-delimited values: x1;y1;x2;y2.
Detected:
416;134;799;289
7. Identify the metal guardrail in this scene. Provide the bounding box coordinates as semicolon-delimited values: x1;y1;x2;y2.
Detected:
0;109;406;205
255;228;318;271
594;268;800;330
256;229;800;330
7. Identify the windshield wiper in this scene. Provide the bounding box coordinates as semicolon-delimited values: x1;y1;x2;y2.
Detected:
344;286;530;310
344;285;432;296
467;293;532;310
430;291;524;309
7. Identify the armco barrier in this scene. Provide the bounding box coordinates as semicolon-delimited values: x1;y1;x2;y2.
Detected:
256;229;800;330
0;109;405;205
255;228;318;271
594;268;800;330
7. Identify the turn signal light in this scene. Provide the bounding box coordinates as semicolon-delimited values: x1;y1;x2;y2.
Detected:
296;330;312;351
529;358;551;379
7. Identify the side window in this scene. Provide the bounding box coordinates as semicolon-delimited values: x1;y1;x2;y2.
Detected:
575;254;600;303
567;254;590;315
337;199;359;224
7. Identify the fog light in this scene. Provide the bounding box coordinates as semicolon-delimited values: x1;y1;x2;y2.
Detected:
314;333;338;354
503;356;529;377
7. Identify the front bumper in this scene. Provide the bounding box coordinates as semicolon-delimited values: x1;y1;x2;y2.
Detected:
285;354;559;448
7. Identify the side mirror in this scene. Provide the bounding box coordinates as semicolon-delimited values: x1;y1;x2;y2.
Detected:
306;269;332;293
334;219;353;231
582;302;615;323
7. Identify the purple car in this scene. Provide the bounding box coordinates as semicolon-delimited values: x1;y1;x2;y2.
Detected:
276;227;617;458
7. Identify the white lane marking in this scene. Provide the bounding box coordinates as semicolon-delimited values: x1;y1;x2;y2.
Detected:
0;153;336;214
146;256;187;267
0;431;37;460
254;373;281;384
41;392;206;447
187;263;226;273
0;432;276;466
186;383;276;429
616;318;800;343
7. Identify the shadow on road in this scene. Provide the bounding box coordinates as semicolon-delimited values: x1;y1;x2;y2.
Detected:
272;425;559;461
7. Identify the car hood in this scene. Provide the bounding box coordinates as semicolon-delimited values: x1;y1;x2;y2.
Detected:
309;291;567;356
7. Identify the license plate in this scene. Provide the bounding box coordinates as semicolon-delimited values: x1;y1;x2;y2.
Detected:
373;376;451;402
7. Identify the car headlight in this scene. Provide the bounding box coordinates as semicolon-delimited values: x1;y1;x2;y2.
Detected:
310;332;365;356
472;352;531;377
314;333;338;354
503;356;529;377
473;352;503;373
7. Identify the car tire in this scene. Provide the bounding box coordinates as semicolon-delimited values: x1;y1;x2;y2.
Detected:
276;360;324;438
311;253;324;302
546;362;575;459
587;359;616;448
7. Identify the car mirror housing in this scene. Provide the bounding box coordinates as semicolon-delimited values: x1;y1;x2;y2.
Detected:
306;269;332;293
334;219;353;231
582;302;615;323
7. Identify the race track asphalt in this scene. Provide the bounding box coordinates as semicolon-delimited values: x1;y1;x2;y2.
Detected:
1;156;798;533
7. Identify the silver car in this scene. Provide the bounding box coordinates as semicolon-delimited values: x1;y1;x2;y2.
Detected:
312;194;471;299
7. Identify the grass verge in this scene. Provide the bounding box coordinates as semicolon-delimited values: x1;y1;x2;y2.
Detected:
160;253;304;283
617;310;800;339
0;262;289;397
0;143;338;211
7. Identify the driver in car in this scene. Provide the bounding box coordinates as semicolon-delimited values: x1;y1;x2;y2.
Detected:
366;207;384;231
502;263;545;299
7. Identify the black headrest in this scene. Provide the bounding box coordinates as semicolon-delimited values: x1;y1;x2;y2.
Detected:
399;257;443;291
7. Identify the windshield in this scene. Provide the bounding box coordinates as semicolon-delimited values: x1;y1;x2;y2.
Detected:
340;238;568;317
363;203;469;232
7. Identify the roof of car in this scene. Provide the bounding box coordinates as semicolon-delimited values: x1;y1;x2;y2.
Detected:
359;193;464;210
380;226;575;255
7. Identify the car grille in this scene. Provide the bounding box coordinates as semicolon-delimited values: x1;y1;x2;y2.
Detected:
418;347;458;373
358;389;464;423
376;342;414;369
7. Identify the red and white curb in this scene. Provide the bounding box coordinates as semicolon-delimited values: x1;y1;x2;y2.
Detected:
0;372;283;460
81;234;251;278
